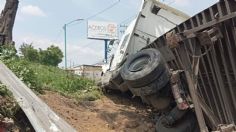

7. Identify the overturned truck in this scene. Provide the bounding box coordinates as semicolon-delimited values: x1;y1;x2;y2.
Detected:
102;0;236;131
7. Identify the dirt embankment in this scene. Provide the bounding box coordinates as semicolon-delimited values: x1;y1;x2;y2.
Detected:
40;91;156;132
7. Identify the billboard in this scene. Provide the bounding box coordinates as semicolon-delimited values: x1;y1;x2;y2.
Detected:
87;21;118;40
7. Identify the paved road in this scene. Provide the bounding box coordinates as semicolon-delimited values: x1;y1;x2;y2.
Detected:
0;61;76;132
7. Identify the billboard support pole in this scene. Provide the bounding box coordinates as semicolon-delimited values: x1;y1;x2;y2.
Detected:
104;39;109;63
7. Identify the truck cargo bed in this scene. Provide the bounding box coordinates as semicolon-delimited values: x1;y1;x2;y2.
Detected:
145;0;236;130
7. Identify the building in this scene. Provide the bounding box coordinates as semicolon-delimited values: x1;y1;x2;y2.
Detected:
69;65;102;82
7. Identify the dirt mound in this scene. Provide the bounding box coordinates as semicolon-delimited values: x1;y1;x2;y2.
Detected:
39;91;156;132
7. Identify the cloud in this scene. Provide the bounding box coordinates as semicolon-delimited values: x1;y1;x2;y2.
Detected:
20;5;47;17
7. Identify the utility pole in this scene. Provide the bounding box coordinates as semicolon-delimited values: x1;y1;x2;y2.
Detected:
63;18;84;69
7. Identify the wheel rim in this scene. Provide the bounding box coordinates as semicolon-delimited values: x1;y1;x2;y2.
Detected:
128;55;150;72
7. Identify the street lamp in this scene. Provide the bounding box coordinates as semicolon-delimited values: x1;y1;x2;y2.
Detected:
63;18;84;69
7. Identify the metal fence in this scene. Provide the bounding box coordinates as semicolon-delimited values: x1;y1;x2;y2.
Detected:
145;0;236;130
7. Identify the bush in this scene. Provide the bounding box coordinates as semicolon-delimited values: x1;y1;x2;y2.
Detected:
0;45;42;93
0;83;20;118
19;43;39;62
0;44;17;60
39;45;63;66
19;43;63;66
3;59;43;93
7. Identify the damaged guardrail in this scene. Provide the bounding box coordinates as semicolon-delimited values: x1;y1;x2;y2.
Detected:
0;61;76;132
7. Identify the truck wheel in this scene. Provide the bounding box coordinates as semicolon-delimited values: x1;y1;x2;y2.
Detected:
121;48;166;88
156;112;199;132
140;69;170;96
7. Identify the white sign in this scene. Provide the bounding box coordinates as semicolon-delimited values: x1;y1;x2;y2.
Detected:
87;21;118;40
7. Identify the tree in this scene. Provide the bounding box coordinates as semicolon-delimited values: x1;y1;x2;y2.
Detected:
0;0;19;45
39;45;63;66
19;43;39;62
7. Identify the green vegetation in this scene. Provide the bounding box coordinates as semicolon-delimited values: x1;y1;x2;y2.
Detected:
0;83;20;118
19;43;39;62
0;44;102;101
19;43;63;66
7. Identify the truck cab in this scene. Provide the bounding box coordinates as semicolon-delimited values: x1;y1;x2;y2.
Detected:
102;0;189;85
110;0;189;71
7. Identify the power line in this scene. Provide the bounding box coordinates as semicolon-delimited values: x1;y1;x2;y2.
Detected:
70;0;120;27
86;0;120;20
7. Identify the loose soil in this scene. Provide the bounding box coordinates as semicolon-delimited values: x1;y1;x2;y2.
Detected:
39;91;156;132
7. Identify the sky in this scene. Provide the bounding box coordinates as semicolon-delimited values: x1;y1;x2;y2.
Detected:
0;0;218;67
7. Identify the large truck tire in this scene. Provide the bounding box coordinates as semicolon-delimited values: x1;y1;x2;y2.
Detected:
156;111;199;132
121;48;166;88
128;69;170;97
140;69;170;96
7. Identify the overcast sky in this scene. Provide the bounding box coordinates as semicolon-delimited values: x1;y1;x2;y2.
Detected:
0;0;218;67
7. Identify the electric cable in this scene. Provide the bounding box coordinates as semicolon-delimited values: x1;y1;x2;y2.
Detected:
70;0;120;27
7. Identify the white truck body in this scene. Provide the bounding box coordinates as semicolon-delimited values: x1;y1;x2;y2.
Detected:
102;0;189;85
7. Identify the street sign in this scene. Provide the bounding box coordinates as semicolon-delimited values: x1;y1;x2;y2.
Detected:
87;21;118;40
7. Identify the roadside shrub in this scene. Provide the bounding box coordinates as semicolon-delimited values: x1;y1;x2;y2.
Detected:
0;84;12;97
0;45;42;93
0;44;17;60
3;59;43;93
39;45;63;66
0;83;20;118
19;43;63;66
19;43;39;62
